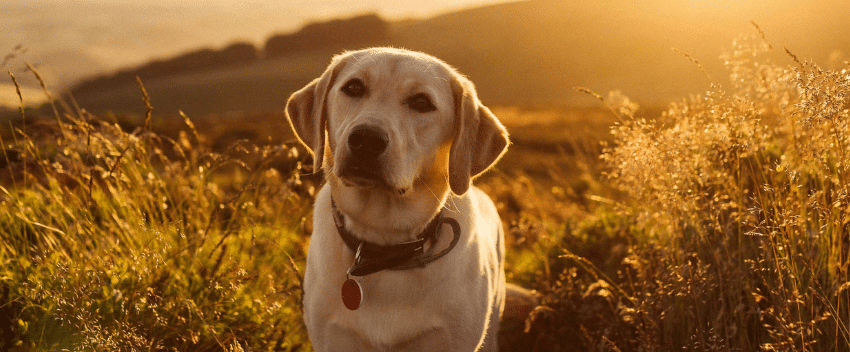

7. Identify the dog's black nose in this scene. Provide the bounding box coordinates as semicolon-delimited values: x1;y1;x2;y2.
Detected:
348;126;388;160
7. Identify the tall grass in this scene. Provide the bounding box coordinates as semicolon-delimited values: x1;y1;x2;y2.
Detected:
1;76;313;350
524;34;849;351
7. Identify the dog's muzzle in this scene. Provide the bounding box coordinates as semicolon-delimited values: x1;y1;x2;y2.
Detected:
338;125;391;188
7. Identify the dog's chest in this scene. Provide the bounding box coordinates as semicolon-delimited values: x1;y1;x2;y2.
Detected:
303;220;484;345
302;187;498;350
305;243;480;348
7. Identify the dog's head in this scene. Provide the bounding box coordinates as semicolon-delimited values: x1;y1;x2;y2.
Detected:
286;47;508;197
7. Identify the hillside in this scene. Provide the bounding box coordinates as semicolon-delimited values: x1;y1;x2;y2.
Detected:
59;0;850;117
4;2;850;350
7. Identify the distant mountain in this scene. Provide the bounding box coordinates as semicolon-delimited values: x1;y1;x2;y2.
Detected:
63;0;850;117
70;43;259;94
390;0;850;107
265;14;391;57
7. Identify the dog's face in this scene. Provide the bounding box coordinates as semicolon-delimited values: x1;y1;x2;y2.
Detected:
325;50;456;195
286;48;508;197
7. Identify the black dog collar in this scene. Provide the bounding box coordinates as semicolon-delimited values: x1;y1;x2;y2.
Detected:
331;198;461;277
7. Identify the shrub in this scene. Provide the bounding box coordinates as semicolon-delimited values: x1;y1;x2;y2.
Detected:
594;34;850;351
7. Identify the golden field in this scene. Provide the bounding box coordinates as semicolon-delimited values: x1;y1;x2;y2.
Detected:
1;16;849;352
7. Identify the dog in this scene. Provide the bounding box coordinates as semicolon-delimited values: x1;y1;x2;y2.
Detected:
286;47;510;351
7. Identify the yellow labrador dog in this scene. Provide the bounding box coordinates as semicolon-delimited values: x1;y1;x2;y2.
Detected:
286;47;509;351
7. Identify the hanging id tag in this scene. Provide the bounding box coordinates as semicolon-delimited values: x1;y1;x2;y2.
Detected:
342;243;364;310
341;277;362;310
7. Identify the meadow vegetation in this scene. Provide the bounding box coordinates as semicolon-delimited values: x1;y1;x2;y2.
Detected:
514;34;850;351
2;33;849;351
1;80;313;350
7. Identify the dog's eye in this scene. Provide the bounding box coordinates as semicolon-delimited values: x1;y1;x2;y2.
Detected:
407;93;436;113
341;79;366;97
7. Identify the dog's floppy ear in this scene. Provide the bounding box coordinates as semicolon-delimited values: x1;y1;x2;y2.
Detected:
285;56;346;172
448;76;509;195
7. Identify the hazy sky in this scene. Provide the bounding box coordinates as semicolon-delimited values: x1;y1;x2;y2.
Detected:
2;0;517;67
6;0;845;108
11;0;515;20
0;0;515;106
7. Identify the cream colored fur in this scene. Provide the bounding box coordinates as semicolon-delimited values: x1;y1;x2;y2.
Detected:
286;47;509;351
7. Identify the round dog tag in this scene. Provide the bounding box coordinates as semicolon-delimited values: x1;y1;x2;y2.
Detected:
341;279;362;310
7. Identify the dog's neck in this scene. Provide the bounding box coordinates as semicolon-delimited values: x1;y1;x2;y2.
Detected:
329;180;451;246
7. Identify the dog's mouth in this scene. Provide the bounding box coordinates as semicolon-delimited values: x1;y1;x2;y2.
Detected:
337;163;409;195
